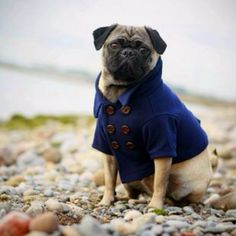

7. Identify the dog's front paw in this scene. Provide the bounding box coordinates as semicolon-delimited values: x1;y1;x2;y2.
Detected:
148;197;164;209
97;195;115;206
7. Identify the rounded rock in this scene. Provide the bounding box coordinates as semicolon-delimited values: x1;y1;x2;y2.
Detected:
226;209;236;218
26;204;44;217
44;189;54;197
45;199;64;213
61;226;81;236
151;225;163;235
114;204;127;212
78;216;109;236
165;220;190;229
110;218;136;235
42;148;62;163
58;179;75;191
155;215;166;224
0;211;30;236
124;210;142;221
163;225;176;233
181;232;196;236
25;232;48;236
29;212;58;234
62;203;71;213
0;147;16;166
7;175;25;187
132;213;156;231
183;206;194;214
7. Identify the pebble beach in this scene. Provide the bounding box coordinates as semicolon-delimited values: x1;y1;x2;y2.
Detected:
0;101;236;236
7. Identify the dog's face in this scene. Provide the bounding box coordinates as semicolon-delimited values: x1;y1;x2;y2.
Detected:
93;24;167;84
102;25;156;83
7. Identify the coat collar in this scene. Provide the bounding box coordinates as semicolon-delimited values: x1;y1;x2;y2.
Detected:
94;57;163;117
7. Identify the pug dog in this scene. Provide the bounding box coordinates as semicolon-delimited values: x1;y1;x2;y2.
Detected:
92;24;213;209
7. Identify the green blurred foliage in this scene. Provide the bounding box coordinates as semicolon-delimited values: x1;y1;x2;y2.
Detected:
0;113;94;130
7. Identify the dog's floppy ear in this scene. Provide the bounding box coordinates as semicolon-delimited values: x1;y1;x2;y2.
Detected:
93;24;118;50
145;26;167;54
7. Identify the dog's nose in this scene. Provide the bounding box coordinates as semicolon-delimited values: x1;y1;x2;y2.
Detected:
121;48;135;58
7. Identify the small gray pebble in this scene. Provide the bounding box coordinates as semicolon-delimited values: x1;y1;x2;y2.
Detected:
165;220;190;229
44;189;54;197
0;209;7;219
191;212;202;220
114;204;127;211
163;225;176;233
204;226;226;233
192;220;207;228
78;216;109;236
166;206;182;212
226;209;236;218
150;225;163;235
183;206;194;214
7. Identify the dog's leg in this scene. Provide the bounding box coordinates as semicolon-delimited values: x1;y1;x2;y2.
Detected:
148;157;172;209
98;154;117;206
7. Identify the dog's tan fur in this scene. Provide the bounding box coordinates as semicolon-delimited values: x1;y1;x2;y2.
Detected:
96;25;213;208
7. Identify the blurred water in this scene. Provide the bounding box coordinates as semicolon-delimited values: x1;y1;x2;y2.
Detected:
0;66;234;121
0;68;94;120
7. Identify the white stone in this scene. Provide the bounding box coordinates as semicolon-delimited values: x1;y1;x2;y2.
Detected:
150;225;163;235
78;216;109;236
226;209;236;218
62;203;71;213
183;206;194;214
44;189;54;197
167;215;186;221
17;150;44;167
26;204;44;217
132;213;156;231
45;199;64;213
165;220;190;229
58;179;75;191
110;218;136;235
124;210;142;221
155;215;166;224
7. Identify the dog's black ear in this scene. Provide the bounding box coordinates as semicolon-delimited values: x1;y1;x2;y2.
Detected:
145;26;167;54
93;24;118;50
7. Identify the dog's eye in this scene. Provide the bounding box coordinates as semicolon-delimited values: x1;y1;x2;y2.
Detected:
139;47;148;54
110;43;120;49
134;40;142;48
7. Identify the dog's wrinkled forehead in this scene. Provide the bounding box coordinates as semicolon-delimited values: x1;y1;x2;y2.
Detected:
93;24;167;54
105;25;153;48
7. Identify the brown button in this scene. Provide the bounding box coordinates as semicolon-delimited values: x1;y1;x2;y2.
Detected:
105;105;115;115
121;125;130;135
121;105;131;114
111;141;120;150
126;141;135;149
107;124;115;134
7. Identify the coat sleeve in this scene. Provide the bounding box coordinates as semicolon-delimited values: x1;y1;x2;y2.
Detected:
142;115;177;159
92;118;113;155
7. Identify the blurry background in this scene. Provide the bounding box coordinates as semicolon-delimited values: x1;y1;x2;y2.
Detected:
0;1;236;225
0;0;236;120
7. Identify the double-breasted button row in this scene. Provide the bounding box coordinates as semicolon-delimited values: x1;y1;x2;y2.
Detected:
105;105;115;115
105;105;131;115
111;141;120;150
121;105;131;114
106;124;116;134
121;125;130;134
106;124;130;135
126;141;135;149
111;141;135;150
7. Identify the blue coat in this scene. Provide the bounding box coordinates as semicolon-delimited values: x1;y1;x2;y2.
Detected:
92;58;208;183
